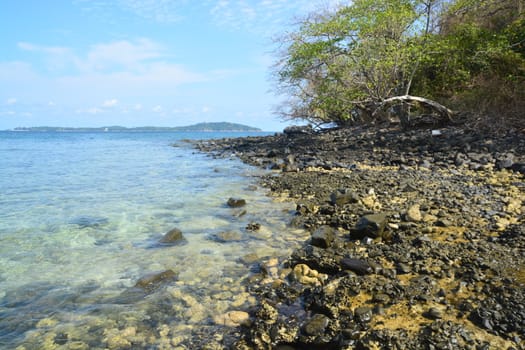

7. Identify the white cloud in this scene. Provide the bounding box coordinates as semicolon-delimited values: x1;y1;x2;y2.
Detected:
118;0;190;23
73;0;341;32
18;42;71;56
134;103;143;110
74;0;201;23
6;98;17;105
102;99;118;107
76;107;104;114
209;0;344;33
152;105;163;113
201;106;211;113
10;39;210;104
80;39;164;72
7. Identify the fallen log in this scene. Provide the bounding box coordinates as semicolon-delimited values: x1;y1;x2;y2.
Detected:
375;95;454;121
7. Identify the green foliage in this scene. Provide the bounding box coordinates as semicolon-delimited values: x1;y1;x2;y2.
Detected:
413;0;525;127
275;0;425;125
274;0;525;129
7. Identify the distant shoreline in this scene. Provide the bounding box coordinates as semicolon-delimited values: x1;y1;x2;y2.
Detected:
6;122;264;133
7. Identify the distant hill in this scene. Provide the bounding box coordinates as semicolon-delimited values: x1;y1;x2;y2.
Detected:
12;122;262;132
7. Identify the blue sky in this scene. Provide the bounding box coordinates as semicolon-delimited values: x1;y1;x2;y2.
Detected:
0;1;340;131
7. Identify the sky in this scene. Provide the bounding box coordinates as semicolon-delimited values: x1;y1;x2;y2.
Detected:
0;0;341;131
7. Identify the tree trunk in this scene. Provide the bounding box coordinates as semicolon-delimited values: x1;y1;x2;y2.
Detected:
375;95;454;121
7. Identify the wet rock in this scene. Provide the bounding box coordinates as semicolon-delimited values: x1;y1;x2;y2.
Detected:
246;222;261;231
213;230;244;243
303;314;330;336
351;213;389;239
256;300;278;325
310;226;335;248
213;311;250;327
227;197;246;208
134;270;178;292
238;253;259;266
341;258;373;275
159;227;185;245
69;216;109;228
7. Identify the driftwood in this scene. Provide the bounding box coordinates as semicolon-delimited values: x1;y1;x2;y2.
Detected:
373;95;454;121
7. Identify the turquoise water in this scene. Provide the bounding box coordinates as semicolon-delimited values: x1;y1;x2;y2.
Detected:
0;131;306;349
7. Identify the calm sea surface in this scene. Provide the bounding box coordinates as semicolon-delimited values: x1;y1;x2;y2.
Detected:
0;131;307;349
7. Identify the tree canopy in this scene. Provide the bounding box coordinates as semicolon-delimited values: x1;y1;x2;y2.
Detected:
274;0;525;129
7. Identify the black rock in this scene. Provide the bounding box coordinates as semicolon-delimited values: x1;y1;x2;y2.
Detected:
284;125;314;135
227;197;247;208
354;307;373;323
496;153;514;170
159;227;185;245
351;213;389;239
341;258;373;275
134;270;178;292
330;189;360;206
213;230;245;243
303;314;330;336
311;226;335;248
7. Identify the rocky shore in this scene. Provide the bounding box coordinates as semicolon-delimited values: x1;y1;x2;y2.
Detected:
195;124;525;350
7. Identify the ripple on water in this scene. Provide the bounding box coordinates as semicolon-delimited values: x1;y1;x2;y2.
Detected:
0;132;305;348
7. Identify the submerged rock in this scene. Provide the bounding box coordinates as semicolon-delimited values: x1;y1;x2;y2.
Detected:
213;311;251;327
159;227;186;245
134;270;178;292
69;216;109;228
213;230;245;243
227;197;246;208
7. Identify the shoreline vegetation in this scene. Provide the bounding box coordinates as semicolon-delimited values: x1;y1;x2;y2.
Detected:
7;122;263;133
195;123;524;349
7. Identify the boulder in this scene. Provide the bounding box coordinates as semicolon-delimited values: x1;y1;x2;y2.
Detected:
227;197;246;208
330;189;360;206
350;213;389;239
341;258;373;275
303;314;330;336
213;311;251;327
354;306;373;323
290;264;326;286
159;228;185;245
213;230;244;243
496;153;514;170
134;270;178;292
310;226;335;248
283;125;313;135
406;204;422;222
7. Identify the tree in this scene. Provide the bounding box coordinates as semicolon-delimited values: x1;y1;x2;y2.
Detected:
274;0;453;128
415;0;525;128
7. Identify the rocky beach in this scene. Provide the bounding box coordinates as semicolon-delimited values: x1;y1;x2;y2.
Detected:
195;123;525;349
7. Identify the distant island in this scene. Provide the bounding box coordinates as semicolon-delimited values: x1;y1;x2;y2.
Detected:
11;122;262;132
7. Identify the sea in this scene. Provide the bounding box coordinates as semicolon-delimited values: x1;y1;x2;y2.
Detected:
0;131;308;349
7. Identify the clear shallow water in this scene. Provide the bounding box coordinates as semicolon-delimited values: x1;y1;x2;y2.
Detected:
0;131;307;349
